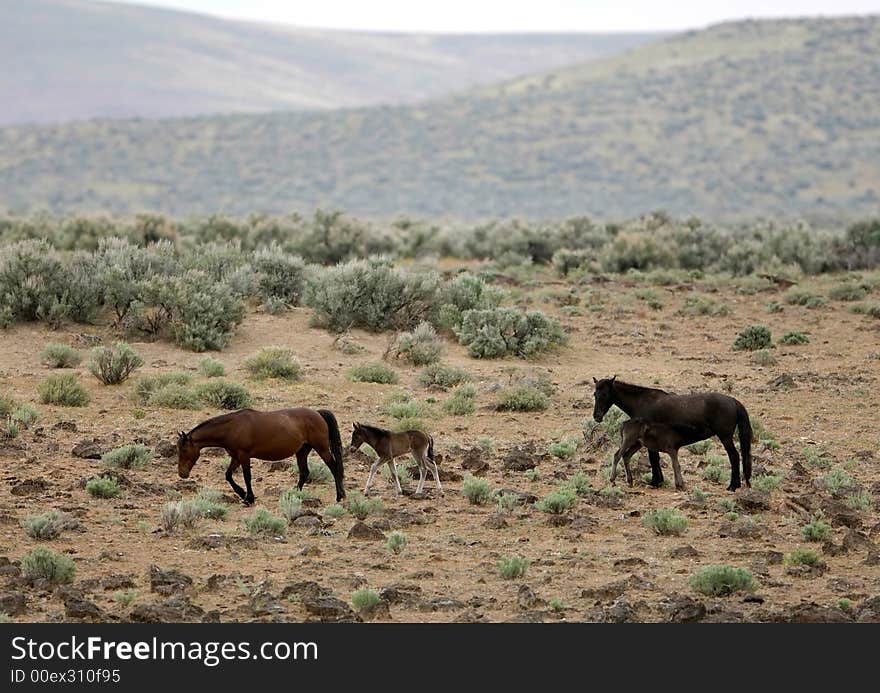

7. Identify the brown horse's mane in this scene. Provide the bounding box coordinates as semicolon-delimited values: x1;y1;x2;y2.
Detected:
187;408;256;436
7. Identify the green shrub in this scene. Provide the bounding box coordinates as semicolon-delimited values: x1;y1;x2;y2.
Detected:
351;588;381;612
243;508;287;536
701;463;725;484
828;283;867;301
148;383;201;409
418;364;471;388
565;471;593;497
497;555;529;580
689;565;755;596
751;474;781;492
850;301;880;318
243;347;301;381
385;394;430;419
167;270;246;351
436;272;506;331
801;516;832;542
348;363;398;384
686;440;712;455
252;245;307;306
442;384;477;415
802;445;831;468
785;288;824;306
456;307;565;358
0;240;66;324
785;548;822;567
88;342;144;385
678;294;730;316
191;488;228;520
198;357;225;377
495;385;548;412
20;510;79;540
278;489;304;522
824;467;856;494
159;500;202;532
395;322;445;365
195;380;252;409
324;504;346;519
102;443;152;470
778;331;809;345
347;492;383;520
86;476;122;498
536;486;577;514
114;589;139;606
690;487;709;502
40;343;81;368
750;349;777;366
386;531;407;555
765;301;784;313
549;438;578;459
37;374;90;406
462;475;492;505
307;459;333;484
9;403;39;429
642;508;688;536
495;492;519;511
845;491;871;511
133;371;193;404
599;485;624;500
733;325;772;351
20;546;75;584
393;417;428;433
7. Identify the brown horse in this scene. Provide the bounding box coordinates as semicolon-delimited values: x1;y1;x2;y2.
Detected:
349;423;442;496
611;418;709;489
177;408;345;504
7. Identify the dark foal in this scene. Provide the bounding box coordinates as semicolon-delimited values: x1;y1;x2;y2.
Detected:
593;376;752;491
177;407;346;504
611;418;708;490
349;423;442;496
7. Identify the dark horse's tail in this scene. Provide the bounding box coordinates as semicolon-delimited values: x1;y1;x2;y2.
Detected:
318;409;346;499
736;401;753;486
427;435;435;462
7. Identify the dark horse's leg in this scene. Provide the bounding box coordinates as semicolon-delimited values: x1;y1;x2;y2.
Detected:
241;458;255;506
295;444;312;491
225;456;247;502
648;450;664;488
720;436;742;492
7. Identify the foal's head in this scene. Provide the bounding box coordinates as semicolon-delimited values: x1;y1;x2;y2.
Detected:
177;431;199;478
592;375;617;422
349;423;369;452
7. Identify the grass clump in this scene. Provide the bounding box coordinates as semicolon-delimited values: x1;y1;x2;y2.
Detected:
324;504;346;519
307;459;333;483
462;475;493;505
114;589;139;606
801;516;832;542
689;565;755;596
751;474;781;493
192;487;228;519
40;343;81;368
549;437;578;459
642;508;688;536
37;373;90;406
243;347;301;381
442;384;477;415
828;283;868;302
195;379;252;409
536;486;577;514
495;385;548;412
785;548;822;567
86;476;122;498
347;492;384;520
20;510;79;540
148;383;201;409
802;445;831;468
133;371;192;403
785;288;826;308
102;443;152;470
778;331;809;345
159;500;202;532
565;471;593;496
278;489;304;522
88;342;144;384
750;349;777;366
845;491;871;511
733;325;772;351
243;508;287;537
823;467;856;494
686;440;712;455
21;546;75;584
689;487;709;503
497;555;529;580
198;357;225;377
392;417;428;433
351;588;381;612
386;531;407;555
394;322;445;365
384;393;430;419
348;362;398;384
678;294;730;317
418;363;470;388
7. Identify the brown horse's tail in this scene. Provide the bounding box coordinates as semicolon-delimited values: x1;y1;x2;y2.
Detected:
736;401;753;486
318;409;345;496
427;435;435;462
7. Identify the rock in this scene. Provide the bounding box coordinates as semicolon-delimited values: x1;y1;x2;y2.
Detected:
785;461;810;482
11;478;50;496
569;515;599;531
303;597;359;623
63;594;103;620
130;596;205;623
280;581;331;601
0;557;21;577
484;514;508;529
503;448;539;471
154;440;177;458
72;439;106;459
100;574;136;590
292;516;322;530
822;498;862;528
843;529;874;553
768;373;796;390
248;587;285;617
665;596;706;623
863;550;880;566
378;583;422;606
52;421;77;432
547;514;572;527
582;575;653;601
348;521;385;541
585;597;640;623
735;489;771;512
418;597;465;612
856;596;880;623
669;545;700;559
149;565;193;595
359;600;392;621
517;584;544;610
267;461;288;472
772;603;852;623
718;518;763;539
460;448;490;476
0;592;27;616
496;488;539;506
613;557;647;569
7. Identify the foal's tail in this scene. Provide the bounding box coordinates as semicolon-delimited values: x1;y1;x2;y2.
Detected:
427;435;435;462
736;401;753;485
318;409;345;484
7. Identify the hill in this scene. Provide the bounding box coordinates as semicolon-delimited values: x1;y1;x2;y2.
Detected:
0;15;878;220
0;0;659;125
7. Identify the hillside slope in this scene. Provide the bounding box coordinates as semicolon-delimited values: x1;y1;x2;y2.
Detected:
0;0;659;125
0;16;878;219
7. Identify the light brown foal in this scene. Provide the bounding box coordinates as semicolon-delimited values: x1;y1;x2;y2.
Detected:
349;423;442;496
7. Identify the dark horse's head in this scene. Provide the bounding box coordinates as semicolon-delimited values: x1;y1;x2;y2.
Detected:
177;431;199;478
592;375;617;422
349;423;368;452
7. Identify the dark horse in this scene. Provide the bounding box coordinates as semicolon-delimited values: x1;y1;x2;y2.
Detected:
177;408;346;504
593;376;752;491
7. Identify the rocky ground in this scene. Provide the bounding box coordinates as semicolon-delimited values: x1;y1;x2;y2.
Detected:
1;270;879;623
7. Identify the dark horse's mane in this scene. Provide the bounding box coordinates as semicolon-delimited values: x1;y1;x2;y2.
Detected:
187;409;255;436
613;380;671;396
357;423;391;436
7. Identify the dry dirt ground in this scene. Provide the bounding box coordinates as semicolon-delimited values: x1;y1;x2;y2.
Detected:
1;271;879;623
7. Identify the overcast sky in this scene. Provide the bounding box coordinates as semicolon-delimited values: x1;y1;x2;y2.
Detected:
109;0;880;32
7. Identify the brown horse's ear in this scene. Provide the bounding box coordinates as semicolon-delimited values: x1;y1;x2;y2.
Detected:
592;377;598;384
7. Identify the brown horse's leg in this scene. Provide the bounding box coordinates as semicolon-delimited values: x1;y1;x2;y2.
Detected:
314;443;345;502
720;436;742;492
295;444;312;491
225;456;247;501
669;450;685;491
241;458;255;506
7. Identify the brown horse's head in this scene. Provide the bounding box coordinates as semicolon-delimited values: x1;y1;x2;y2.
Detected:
349;423;367;452
592;375;617;422
177;431;199;478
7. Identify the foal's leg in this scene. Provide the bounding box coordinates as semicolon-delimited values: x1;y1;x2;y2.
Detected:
363;457;384;495
241;458;255;505
413;452;427;495
224;456;247;502
610;449;622;485
669;449;685;491
423;450;443;495
386;458;402;495
295;444;312;491
720;436;741;492
648;450;664;488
